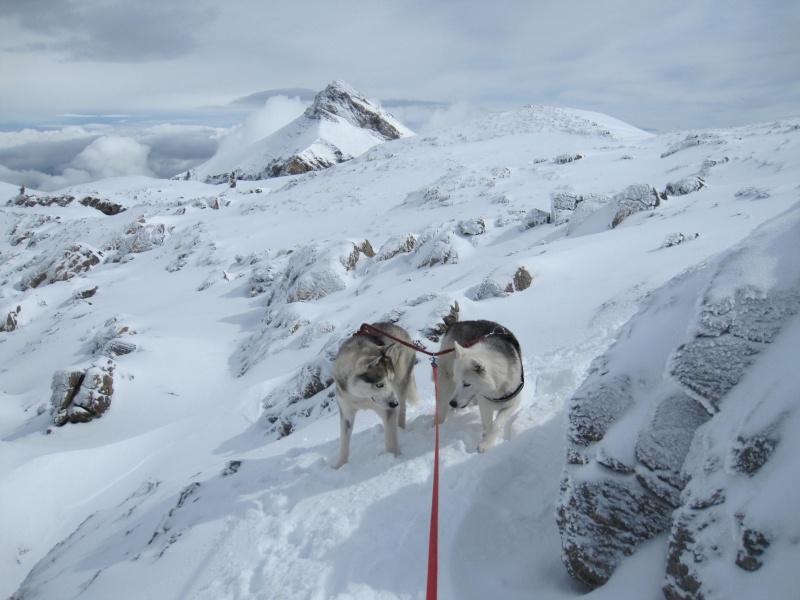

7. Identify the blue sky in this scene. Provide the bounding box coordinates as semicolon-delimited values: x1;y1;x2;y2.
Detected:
1;0;798;190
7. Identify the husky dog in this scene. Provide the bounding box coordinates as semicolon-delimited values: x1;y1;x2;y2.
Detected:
436;319;524;452
332;322;419;468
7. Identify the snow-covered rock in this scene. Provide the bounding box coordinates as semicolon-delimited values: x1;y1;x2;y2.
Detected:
20;243;103;290
50;359;116;426
557;203;800;593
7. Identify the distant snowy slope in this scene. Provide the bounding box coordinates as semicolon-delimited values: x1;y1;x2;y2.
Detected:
187;80;415;183
1;106;798;600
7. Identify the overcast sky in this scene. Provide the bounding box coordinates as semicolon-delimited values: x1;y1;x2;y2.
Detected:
1;0;798;191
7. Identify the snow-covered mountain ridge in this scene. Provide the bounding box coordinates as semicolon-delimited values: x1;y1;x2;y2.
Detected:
185;80;414;184
1;105;798;599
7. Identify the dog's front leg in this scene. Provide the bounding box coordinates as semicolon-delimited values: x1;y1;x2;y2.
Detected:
477;397;521;453
334;404;357;468
381;407;400;456
477;400;499;453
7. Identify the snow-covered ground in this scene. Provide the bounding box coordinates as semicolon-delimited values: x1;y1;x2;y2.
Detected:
1;106;798;599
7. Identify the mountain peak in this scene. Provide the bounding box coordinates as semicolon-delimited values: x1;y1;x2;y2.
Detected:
305;80;413;142
186;80;414;183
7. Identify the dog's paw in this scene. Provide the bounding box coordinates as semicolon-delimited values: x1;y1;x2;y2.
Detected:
477;439;493;453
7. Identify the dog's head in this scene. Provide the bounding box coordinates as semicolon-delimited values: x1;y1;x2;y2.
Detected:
448;342;497;409
349;344;399;409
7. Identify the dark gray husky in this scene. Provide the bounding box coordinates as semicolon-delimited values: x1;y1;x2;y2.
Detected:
436;319;524;452
332;322;419;468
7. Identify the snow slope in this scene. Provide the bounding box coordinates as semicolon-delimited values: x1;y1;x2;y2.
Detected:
1;106;798;599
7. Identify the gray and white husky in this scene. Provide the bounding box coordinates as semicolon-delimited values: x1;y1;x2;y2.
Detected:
436;319;525;452
332;322;419;468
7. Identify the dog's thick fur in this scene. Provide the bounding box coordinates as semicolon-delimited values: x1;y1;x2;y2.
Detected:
332;322;419;468
436;319;524;452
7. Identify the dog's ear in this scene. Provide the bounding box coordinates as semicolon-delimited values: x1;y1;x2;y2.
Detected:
470;358;495;388
454;341;466;358
357;354;381;372
381;342;397;362
469;358;485;374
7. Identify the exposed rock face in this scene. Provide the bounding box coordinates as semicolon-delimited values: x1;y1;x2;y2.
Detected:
50;360;115;426
8;192;75;208
1;306;20;332
307;80;409;142
80;196;126;215
21;243;103;290
558;204;800;595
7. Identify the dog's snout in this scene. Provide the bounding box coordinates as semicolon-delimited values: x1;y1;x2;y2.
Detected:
388;400;399;408
449;399;458;408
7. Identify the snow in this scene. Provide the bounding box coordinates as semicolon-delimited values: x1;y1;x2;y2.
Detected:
1;105;798;599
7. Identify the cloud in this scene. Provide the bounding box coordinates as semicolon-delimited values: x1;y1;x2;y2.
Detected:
68;135;154;180
420;102;485;133
0;124;224;192
216;96;309;155
3;0;216;62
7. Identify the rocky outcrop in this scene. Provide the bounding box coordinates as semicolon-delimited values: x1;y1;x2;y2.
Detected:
106;219;167;261
375;234;417;261
522;208;551;229
611;184;666;228
550;190;609;226
473;266;532;300
79;196;126;215
665;176;705;197
262;352;337;439
1;306;20;332
21;243;103;290
92;317;137;357
413;226;460;268
263;240;365;306
558;204;800;595
8;192;76;208
50;360;115;426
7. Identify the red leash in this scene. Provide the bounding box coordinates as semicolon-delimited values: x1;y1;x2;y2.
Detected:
426;357;441;600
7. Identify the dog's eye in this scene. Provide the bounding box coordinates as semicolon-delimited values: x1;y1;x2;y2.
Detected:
375;383;384;388
463;382;471;388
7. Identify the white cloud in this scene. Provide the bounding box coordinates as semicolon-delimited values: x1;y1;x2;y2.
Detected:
68;135;154;180
216;96;309;155
421;101;484;133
